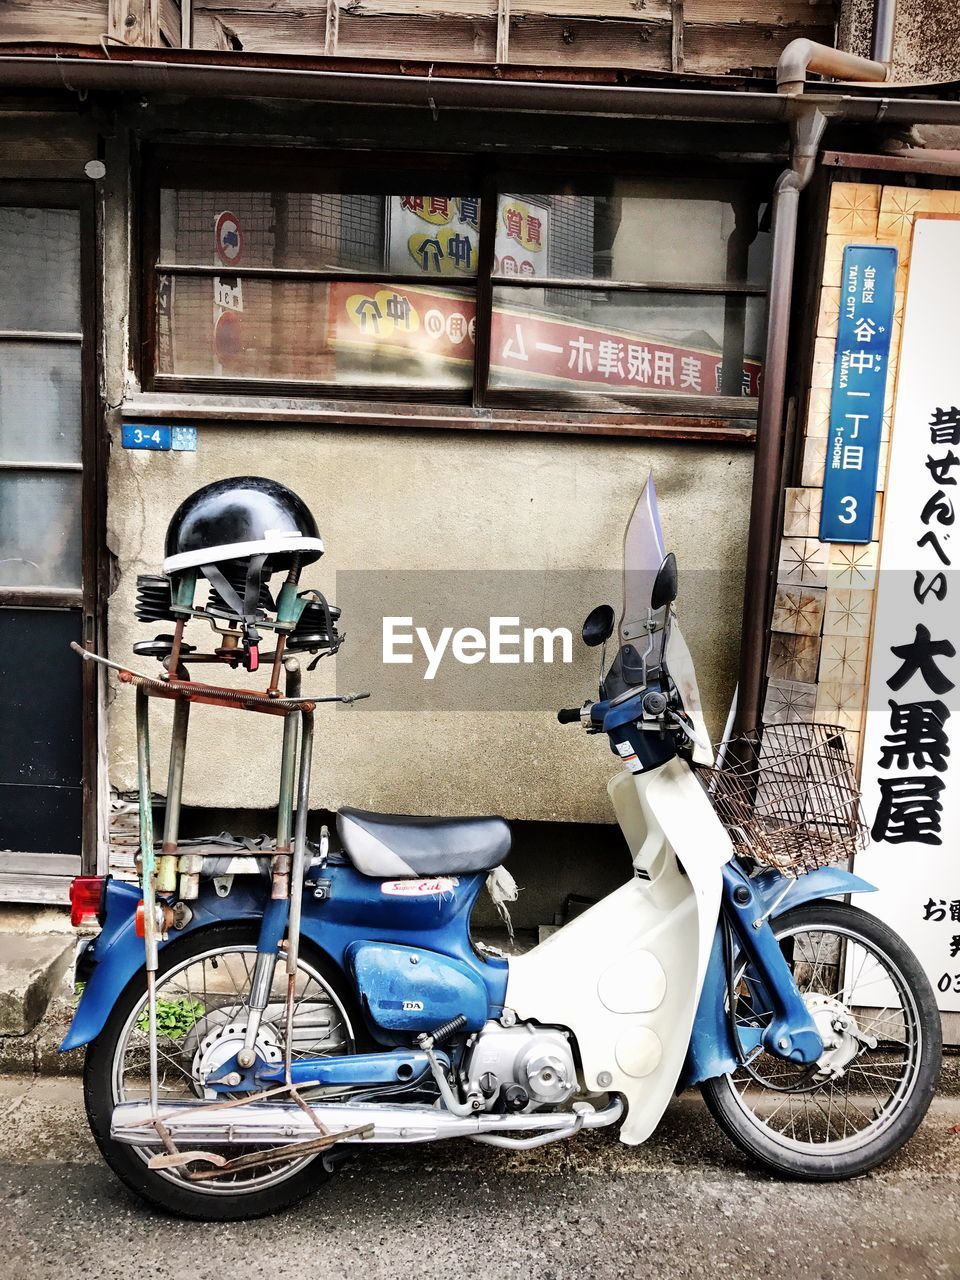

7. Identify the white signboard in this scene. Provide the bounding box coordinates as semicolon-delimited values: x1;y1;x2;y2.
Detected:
857;218;960;1011
386;195;550;278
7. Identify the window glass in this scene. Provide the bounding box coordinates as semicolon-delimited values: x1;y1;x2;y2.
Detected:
497;180;771;286
0;208;81;332
0;343;82;462
159;274;475;390
0;472;82;588
489;289;766;397
160;190;481;277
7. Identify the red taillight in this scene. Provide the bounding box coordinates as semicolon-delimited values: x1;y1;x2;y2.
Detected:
70;876;105;928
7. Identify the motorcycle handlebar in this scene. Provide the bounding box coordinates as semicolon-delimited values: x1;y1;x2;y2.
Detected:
557;706;583;725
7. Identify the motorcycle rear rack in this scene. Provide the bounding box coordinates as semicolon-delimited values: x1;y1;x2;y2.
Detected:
73;642;366;1138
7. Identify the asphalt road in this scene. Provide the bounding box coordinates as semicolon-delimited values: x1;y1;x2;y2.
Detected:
2;1076;960;1280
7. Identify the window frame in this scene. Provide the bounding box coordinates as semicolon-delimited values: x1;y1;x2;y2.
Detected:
139;144;775;435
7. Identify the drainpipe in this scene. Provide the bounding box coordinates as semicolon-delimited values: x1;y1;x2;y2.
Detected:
871;0;898;67
734;41;888;734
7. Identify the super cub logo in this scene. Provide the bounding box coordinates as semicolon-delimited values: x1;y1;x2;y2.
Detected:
379;877;459;897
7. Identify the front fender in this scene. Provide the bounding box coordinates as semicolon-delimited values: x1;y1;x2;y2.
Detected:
679;867;876;1090
61;878;265;1052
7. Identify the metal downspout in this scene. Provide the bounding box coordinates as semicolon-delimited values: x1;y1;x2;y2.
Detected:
871;0;898;67
735;39;889;734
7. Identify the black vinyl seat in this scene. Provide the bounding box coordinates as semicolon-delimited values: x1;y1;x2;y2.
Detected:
336;807;511;879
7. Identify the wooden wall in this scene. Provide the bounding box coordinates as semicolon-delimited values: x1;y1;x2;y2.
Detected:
0;0;838;77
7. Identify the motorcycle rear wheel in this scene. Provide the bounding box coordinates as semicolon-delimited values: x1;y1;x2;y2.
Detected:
84;921;361;1220
701;902;941;1181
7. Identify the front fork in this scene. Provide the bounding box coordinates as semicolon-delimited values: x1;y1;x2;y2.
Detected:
721;861;823;1066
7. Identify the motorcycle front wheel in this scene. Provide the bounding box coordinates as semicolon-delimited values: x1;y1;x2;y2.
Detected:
84;921;361;1220
701;902;941;1180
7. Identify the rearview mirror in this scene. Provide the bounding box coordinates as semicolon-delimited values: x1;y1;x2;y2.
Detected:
582;604;615;648
651;553;678;611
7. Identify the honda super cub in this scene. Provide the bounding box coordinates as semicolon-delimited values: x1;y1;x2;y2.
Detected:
65;474;940;1219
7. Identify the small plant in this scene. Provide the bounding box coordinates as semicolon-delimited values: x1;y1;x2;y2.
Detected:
136;996;204;1040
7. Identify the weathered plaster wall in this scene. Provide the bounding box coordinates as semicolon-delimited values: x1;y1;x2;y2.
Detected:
106;427;752;823
840;0;960;82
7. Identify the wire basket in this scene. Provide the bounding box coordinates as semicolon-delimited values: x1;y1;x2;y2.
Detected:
699;722;868;876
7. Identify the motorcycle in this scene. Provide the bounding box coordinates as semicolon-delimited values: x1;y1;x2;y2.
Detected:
64;474;941;1220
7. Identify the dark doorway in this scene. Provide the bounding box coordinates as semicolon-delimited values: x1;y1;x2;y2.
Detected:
0;185;101;902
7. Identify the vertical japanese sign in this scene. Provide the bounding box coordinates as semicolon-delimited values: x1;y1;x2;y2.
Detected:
495;196;550;277
859;218;960;1011
386;196;482;277
213;210;244;369
819;244;898;544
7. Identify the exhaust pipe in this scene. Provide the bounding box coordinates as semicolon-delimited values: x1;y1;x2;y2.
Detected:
112;1095;623;1147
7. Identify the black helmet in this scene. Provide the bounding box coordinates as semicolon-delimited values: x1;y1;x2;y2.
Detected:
161;477;324;672
163;476;323;575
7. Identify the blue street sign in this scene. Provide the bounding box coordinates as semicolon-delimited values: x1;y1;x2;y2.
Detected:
122;424;171;451
819;244;898;544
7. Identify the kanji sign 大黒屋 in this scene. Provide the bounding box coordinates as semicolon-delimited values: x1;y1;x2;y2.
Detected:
858;218;960;1012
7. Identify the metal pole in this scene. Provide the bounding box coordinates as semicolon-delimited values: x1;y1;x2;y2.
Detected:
284;707;314;1085
136;687;160;1117
158;695;189;894
238;659;303;1069
272;658;301;900
870;0;897;67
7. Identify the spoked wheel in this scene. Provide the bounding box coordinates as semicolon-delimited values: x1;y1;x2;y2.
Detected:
84;922;360;1219
701;902;941;1180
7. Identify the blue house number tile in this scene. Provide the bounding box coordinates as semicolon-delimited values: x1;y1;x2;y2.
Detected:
122;424;198;452
122;424;171;450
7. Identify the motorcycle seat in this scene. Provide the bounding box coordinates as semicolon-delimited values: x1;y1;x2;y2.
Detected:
336;807;511;879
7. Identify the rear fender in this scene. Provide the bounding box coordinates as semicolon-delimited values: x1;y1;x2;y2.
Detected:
61;878;265;1051
679;867;876;1090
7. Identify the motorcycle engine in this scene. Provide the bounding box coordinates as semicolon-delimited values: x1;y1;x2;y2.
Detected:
463;1022;578;1111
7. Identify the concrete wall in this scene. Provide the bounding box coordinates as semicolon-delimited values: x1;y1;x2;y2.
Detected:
840;0;960;82
106;427;752;823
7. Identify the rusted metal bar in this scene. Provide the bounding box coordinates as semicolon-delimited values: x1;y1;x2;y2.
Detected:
180;1124;373;1180
117;669;314;716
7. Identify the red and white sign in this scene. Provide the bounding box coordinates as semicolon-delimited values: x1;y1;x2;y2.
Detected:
330;281;760;397
490;305;761;397
214;210;243;268
379;877;459;897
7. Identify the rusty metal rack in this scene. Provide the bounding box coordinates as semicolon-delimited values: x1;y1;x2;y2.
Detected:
700;722;868;877
71;641;372;1176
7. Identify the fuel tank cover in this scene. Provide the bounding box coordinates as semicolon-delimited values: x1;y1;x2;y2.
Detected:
347;940;489;1034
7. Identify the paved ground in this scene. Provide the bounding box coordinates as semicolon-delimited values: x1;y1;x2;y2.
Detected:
2;1076;959;1280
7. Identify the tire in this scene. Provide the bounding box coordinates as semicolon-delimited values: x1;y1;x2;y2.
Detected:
700;902;941;1181
84;921;361;1220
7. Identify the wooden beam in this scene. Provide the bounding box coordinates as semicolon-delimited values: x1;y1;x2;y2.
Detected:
325;0;339;55
109;0;161;46
670;0;683;72
496;0;510;63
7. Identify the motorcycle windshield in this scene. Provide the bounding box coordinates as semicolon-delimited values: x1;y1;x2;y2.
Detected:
620;473;667;656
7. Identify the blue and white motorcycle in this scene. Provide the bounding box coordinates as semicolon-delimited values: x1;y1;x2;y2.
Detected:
66;475;940;1220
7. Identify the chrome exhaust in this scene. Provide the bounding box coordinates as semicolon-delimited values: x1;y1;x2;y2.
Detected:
111;1096;623;1147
